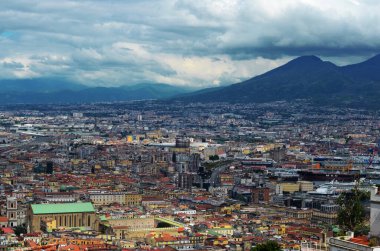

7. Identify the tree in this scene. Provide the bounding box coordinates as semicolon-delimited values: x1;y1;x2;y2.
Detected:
209;155;219;161
369;237;380;247
14;224;27;236
46;161;54;174
252;240;281;251
337;182;370;231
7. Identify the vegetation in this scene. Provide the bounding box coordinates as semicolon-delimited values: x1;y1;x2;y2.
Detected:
369;237;380;247
0;80;191;104
209;155;220;161
14;224;27;236
204;160;233;171
337;182;370;231
251;240;281;251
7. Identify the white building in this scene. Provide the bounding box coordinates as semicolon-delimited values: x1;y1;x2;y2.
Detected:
329;237;380;251
371;186;380;237
173;210;196;215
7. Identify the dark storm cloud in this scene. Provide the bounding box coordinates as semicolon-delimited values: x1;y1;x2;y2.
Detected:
0;0;379;87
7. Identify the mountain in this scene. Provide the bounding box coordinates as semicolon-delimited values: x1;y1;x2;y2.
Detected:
178;54;380;108
0;78;86;93
341;54;380;82
2;54;380;106
0;80;192;104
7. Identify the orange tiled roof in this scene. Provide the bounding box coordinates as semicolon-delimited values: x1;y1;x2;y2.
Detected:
350;236;370;246
0;216;8;222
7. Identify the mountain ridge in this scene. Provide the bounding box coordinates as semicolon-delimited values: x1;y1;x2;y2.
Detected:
1;54;380;107
0;80;192;104
176;54;380;108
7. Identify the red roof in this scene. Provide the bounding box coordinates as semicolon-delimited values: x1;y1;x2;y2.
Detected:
0;216;8;222
350;236;370;246
1;227;14;234
193;196;208;201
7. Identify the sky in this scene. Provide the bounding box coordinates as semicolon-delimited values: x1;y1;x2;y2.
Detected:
1;0;380;88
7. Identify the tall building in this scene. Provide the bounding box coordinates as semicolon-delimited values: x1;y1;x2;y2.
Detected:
6;197;19;227
269;146;286;162
189;153;201;173
251;187;270;204
177;173;193;191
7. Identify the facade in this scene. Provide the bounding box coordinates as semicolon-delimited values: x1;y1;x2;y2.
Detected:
125;193;143;206
286;208;313;219
189;153;201;172
251;187;270;204
298;181;314;192
312;204;339;225
177;173;194;191
89;191;142;206
89;191;125;206
35;192;79;203
312;210;338;225
280;183;301;194
6;197;26;227
371;186;380;237
28;202;98;232
102;217;184;240
329;237;380;251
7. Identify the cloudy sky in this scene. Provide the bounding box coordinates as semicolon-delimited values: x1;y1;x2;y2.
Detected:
1;0;380;88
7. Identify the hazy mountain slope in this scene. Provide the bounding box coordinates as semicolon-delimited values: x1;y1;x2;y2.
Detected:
178;54;380;108
0;81;191;104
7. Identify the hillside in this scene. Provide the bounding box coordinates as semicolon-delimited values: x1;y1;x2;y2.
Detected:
0;80;191;104
178;54;380;108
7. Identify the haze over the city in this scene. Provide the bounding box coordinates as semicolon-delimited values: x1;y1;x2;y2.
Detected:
1;0;380;88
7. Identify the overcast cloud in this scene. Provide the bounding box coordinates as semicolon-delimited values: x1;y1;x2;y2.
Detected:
1;0;380;87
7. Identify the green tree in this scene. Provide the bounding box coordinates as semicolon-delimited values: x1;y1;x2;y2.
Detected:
369;237;380;247
14;224;27;236
337;182;369;231
345;136;353;144
251;240;281;251
209;155;219;161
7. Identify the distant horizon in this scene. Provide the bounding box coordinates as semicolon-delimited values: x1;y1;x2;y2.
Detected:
1;1;380;88
1;53;379;89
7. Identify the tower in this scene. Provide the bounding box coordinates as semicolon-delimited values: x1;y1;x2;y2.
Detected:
6;197;18;227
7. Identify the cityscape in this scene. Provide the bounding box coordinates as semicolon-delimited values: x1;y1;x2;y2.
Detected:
0;100;379;250
1;1;380;251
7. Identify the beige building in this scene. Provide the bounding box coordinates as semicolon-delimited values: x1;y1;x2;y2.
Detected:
298;181;313;192
276;181;313;194
28;202;98;232
89;191;125;206
102;217;184;240
89;191;142;206
285;208;313;219
125;193;142;206
279;183;300;193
